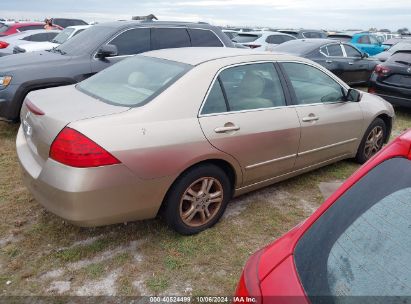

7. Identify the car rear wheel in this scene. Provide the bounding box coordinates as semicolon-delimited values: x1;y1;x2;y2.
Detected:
163;164;232;235
355;118;387;164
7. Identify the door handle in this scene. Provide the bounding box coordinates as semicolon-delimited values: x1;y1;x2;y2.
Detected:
348;62;354;65
326;60;333;64
302;116;319;122
214;125;240;133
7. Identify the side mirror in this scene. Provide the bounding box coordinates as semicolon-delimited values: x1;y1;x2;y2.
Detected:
96;44;118;59
362;52;369;59
345;88;362;102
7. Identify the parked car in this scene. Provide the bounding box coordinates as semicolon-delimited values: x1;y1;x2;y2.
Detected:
273;39;378;85
235;129;411;303
14;25;91;54
50;18;88;28
0;30;60;56
369;51;411;108
329;32;388;55
16;48;394;235
374;41;411;62
232;31;296;51
0;21;233;121
222;29;238;40
277;29;327;39
382;37;411;48
0;22;52;37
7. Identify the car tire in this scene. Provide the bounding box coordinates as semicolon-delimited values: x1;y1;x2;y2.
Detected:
355;118;387;164
163;164;232;235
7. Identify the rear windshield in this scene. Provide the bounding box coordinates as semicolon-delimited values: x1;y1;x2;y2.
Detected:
233;34;261;43
77;56;191;107
387;52;411;64
294;157;411;302
0;24;9;33
52;27;75;44
328;35;352;42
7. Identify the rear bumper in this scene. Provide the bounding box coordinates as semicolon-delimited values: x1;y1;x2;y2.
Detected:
16;127;174;227
370;78;411;108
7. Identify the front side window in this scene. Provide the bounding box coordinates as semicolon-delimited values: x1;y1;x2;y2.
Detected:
219;63;286;111
358;35;371;44
109;28;150;56
77;56;191;107
369;35;379;45
151;28;191;50
294;157;411;302
344;44;362;58
282;62;344;104
188;29;223;47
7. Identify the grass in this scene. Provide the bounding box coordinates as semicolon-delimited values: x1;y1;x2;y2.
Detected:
0;106;410;296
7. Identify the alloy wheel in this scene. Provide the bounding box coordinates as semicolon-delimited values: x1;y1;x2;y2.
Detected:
364;126;384;159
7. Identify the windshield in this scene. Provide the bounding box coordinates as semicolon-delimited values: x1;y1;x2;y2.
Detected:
77;56;191;107
52;27;75;44
294;157;411;302
0;24;9;33
55;25;113;56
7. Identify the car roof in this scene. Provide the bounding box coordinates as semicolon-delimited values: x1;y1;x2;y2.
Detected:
93;20;217;30
142;47;302;66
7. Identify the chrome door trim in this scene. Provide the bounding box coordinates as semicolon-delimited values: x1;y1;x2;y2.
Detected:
237;153;352;191
245;154;297;170
298;138;358;156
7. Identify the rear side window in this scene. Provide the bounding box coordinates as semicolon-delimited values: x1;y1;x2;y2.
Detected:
327;44;343;56
294;158;411;302
151;28;191;50
201;80;228;115
219;63;286;111
188;29;223;47
303;31;325;38
110;28;150;56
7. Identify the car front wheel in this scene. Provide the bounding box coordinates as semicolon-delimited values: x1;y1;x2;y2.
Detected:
355;118;387;164
163;164;232;235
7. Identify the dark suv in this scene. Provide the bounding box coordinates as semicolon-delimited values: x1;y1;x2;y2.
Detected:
0;21;234;121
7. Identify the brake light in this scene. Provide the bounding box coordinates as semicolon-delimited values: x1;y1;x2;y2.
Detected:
244;44;261;49
0;41;9;49
368;87;376;94
234;249;264;303
50;127;120;168
374;64;390;77
25;99;45;115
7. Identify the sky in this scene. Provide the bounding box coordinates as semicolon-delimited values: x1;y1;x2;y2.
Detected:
2;0;411;31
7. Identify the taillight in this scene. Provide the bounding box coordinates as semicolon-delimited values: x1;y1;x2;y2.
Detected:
49;127;120;168
374;64;390;77
368;87;376;94
234;249;264;303
0;41;9;49
244;44;261;49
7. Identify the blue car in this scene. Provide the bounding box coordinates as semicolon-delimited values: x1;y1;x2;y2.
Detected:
328;32;388;56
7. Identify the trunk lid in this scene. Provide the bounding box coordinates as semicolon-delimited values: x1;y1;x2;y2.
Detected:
20;85;129;165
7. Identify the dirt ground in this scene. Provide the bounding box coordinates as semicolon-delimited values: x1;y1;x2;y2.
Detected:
1;106;410;296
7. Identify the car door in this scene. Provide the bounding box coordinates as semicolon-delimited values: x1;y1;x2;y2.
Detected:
342;44;371;84
317;43;347;80
198;62;301;186
279;62;363;169
90;27;151;74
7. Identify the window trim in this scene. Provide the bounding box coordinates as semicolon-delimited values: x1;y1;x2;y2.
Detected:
277;60;350;107
92;26;226;60
198;61;291;117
